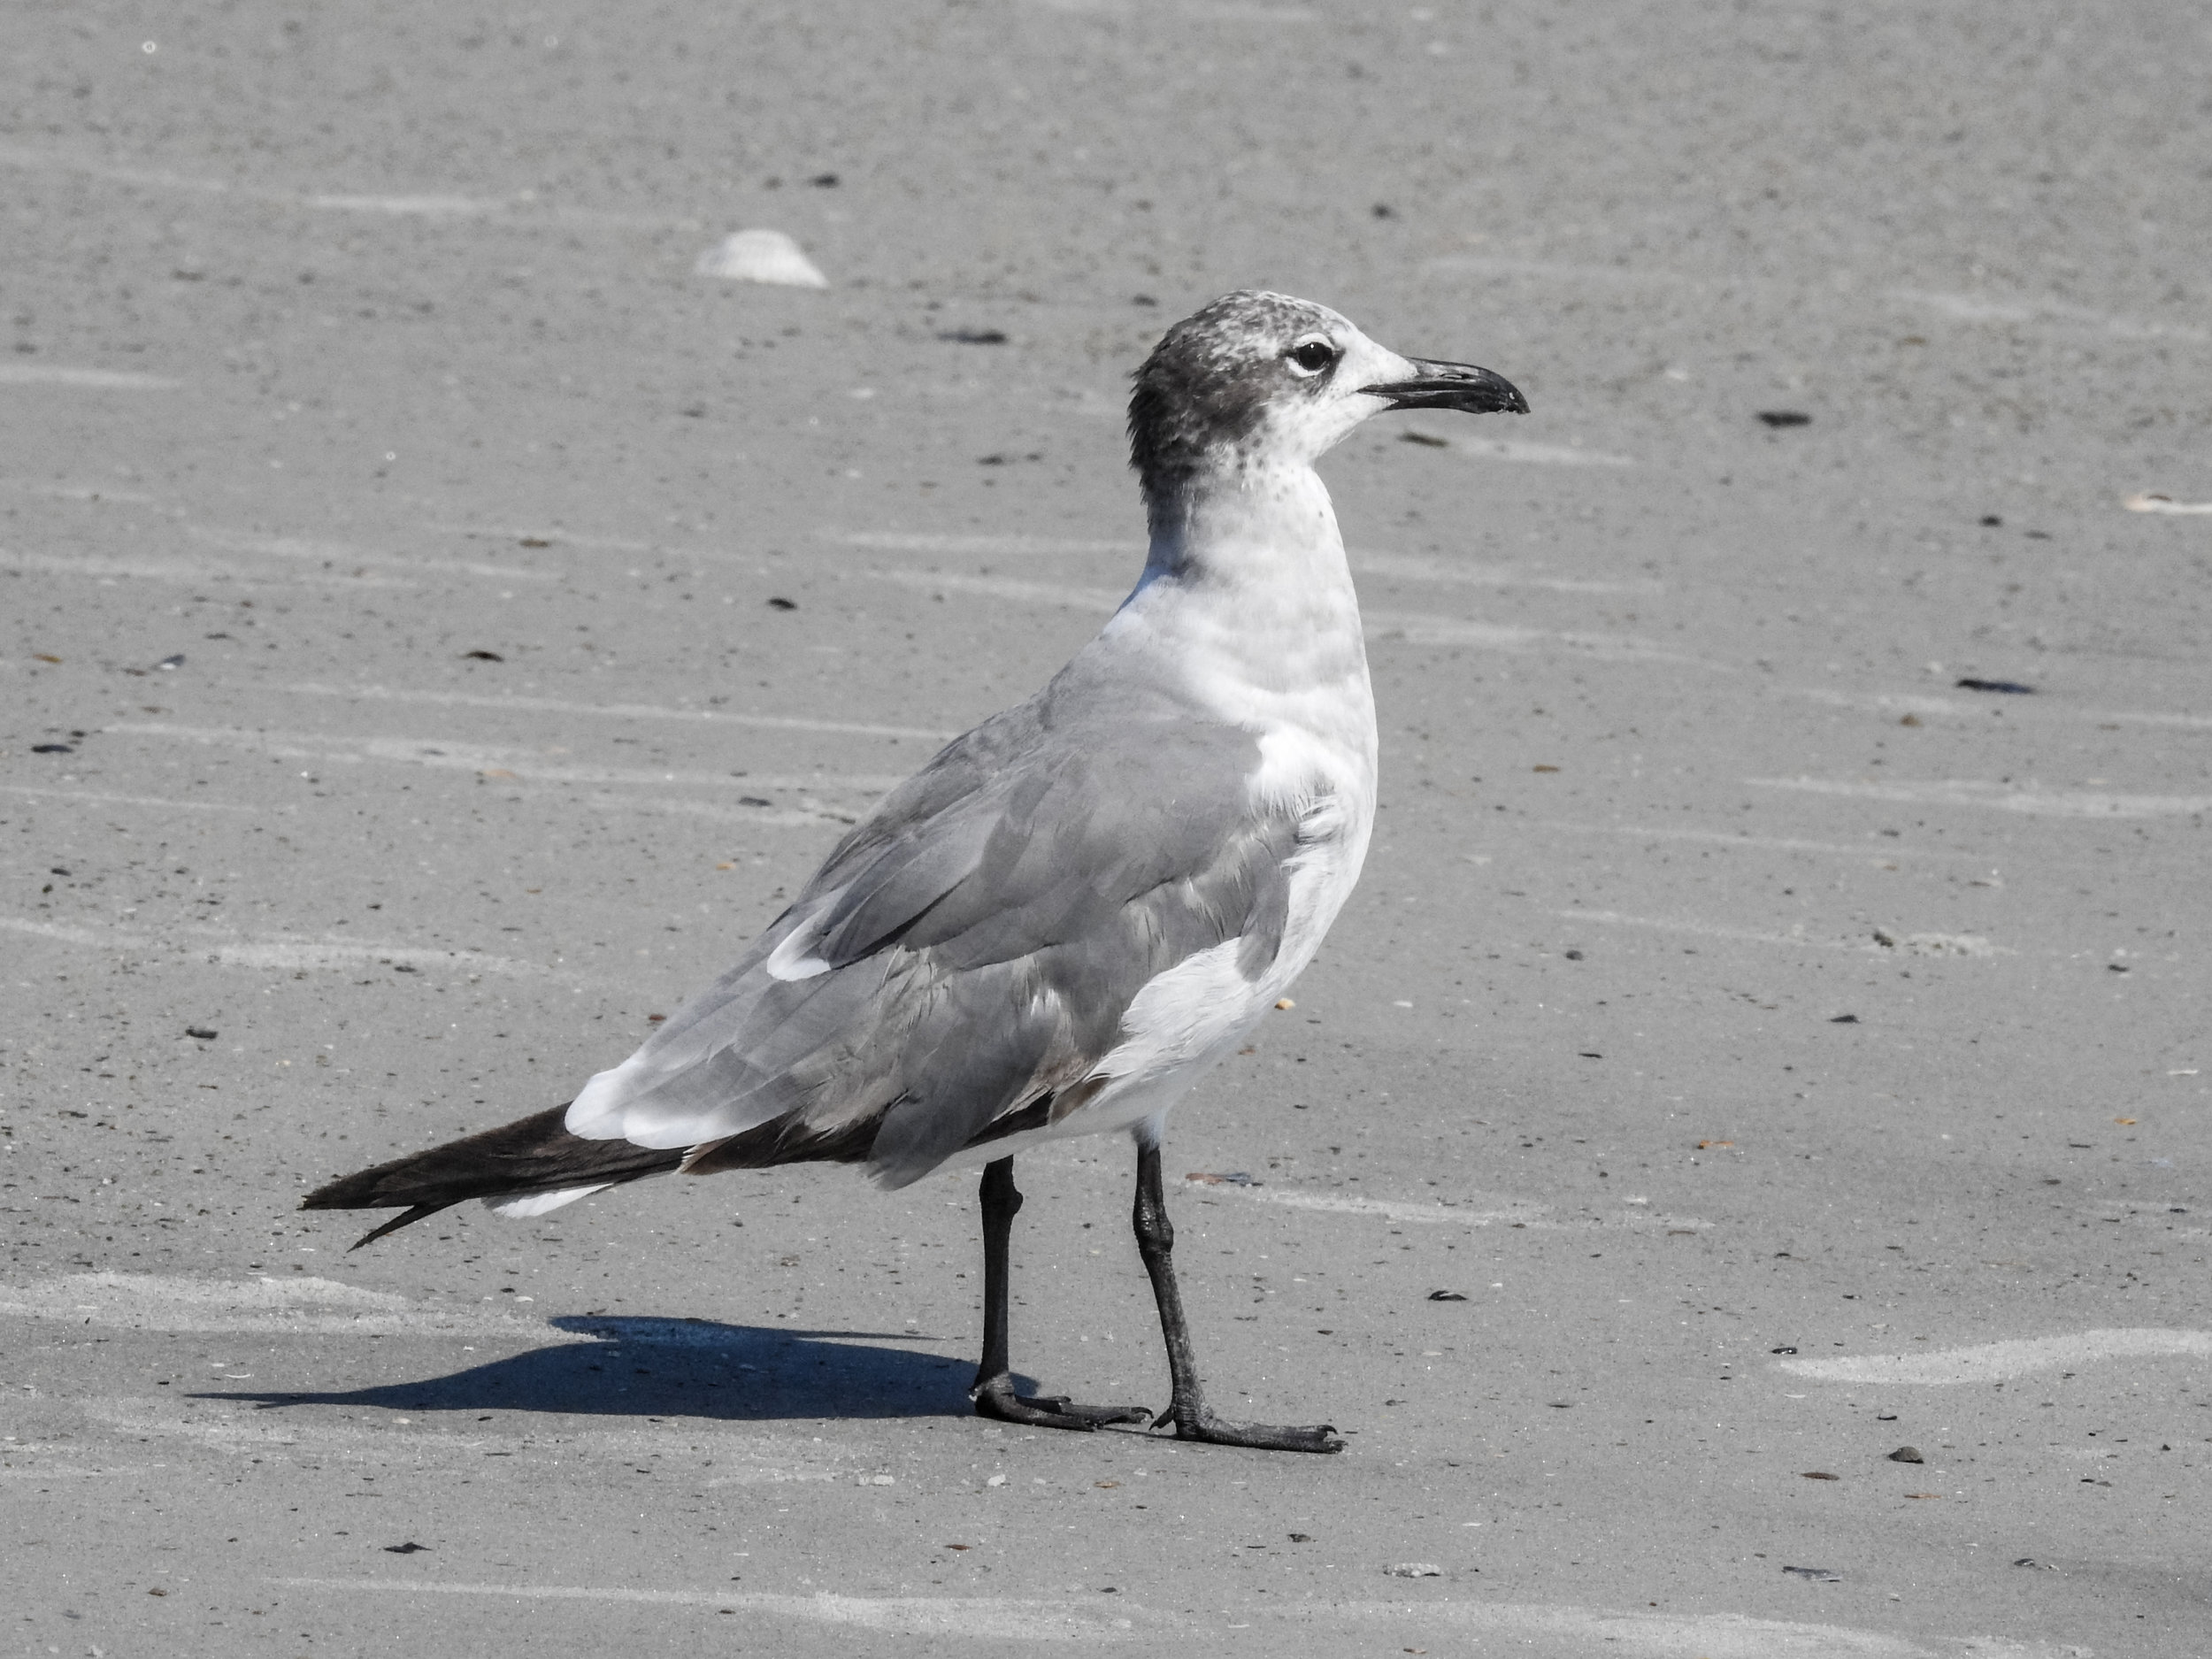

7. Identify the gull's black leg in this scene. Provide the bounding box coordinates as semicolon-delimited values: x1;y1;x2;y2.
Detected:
1132;1134;1343;1452
969;1156;1150;1432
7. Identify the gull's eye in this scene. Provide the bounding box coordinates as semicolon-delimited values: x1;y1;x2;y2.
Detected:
1286;339;1337;376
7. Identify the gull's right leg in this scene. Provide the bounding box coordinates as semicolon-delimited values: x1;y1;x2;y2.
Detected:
1131;1135;1343;1452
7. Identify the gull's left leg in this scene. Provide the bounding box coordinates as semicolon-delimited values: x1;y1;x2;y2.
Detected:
1131;1133;1343;1452
969;1156;1150;1431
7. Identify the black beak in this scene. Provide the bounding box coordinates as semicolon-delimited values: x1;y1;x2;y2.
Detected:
1361;357;1529;416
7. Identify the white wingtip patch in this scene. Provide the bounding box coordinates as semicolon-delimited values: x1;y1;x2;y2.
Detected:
764;924;833;981
566;1062;644;1139
484;1184;613;1219
767;953;832;981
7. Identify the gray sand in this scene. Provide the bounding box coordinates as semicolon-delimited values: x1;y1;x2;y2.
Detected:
4;4;2209;1655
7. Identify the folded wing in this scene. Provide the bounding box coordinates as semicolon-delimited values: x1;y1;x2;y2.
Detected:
564;695;1308;1187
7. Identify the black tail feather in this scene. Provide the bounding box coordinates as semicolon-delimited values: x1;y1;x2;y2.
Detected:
346;1202;462;1251
302;1103;685;1248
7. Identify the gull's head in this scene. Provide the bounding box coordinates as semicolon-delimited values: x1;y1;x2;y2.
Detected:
1128;289;1526;508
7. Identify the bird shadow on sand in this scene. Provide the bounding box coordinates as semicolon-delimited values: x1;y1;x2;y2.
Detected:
201;1315;1010;1423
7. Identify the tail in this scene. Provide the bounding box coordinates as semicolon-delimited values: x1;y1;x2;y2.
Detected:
300;1104;685;1249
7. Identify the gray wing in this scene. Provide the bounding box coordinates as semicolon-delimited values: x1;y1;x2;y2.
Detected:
562;693;1309;1187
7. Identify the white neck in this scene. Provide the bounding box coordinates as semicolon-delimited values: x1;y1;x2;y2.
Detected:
1086;459;1378;799
1125;461;1367;692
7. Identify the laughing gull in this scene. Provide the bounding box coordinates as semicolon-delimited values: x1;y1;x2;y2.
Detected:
304;290;1526;1452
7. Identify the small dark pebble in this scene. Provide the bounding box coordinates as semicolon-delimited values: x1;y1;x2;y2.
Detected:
1426;1290;1469;1302
738;796;772;808
766;597;798;611
1955;677;2034;694
1132;294;1157;307
809;173;840;188
1771;1345;1798;1354
462;649;503;662
1287;1532;1312;1543
1782;1565;1842;1582
1399;430;1448;448
383;1542;430;1555
1757;411;1812;427
1801;1471;1839;1480
1980;514;2003;526
2014;1557;2055;1571
32;743;73;754
1578;1051;1602;1059
1563;949;1584;959
1371;203;1395;219
50;867;70;876
392;964;420;974
2107;963;2129;973
939;328;1008;345
186;1026;219;1041
1829;1013;1860;1024
1887;1446;1924;1463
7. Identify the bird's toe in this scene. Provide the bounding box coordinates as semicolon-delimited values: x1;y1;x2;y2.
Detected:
1170;1410;1345;1454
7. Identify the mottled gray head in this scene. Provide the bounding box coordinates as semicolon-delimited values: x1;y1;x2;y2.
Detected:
1128;290;1525;518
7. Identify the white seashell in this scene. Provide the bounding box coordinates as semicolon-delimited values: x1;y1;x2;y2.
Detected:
695;228;829;288
2124;492;2212;515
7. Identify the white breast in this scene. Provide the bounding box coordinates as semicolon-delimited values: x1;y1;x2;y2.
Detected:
1019;461;1379;1150
1265;763;1374;992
